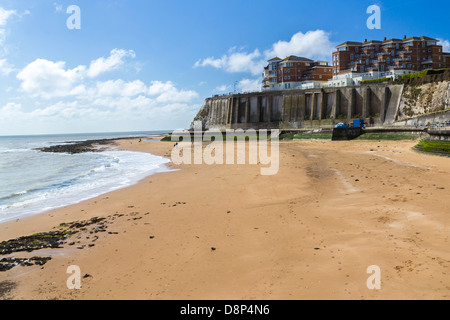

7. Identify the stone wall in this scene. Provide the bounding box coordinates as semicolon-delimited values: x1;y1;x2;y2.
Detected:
191;83;449;131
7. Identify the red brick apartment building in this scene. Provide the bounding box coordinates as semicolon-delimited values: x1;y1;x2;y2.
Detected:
262;56;332;91
332;35;448;76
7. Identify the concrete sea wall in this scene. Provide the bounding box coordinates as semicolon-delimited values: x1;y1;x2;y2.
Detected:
193;84;405;130
192;81;450;131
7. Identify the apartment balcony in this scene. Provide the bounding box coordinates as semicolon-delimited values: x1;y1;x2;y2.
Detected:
338;69;357;74
421;60;433;64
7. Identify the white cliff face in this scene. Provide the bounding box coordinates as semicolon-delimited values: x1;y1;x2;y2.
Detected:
398;80;450;120
191;99;211;130
446;82;450;110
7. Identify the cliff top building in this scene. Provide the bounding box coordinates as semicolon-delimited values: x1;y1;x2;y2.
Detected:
329;35;449;87
262;55;332;91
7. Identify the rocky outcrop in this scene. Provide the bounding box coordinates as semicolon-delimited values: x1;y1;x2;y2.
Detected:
35;137;145;154
397;80;450;121
191;99;212;130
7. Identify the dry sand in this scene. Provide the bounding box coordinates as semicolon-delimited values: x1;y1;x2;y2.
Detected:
0;137;449;300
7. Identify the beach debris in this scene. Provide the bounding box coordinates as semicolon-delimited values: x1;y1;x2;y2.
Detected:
0;212;144;273
211;247;217;251
0;281;17;299
0;231;73;255
0;257;52;272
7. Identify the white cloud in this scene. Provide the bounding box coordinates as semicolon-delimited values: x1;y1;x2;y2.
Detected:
95;79;147;97
16;49;142;99
213;84;231;93
6;48;201;134
195;30;335;75
1;102;21;112
264;30;334;61
237;78;261;93
17;59;86;99
53;3;63;13
149;81;199;103
437;38;450;52
0;7;16;26
87;49;136;78
195;48;266;76
148;80;177;96
0;6;16;49
0;58;15;75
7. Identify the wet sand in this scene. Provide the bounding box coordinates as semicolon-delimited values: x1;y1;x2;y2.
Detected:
0;137;449;300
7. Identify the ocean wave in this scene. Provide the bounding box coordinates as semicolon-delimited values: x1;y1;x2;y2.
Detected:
0;149;173;223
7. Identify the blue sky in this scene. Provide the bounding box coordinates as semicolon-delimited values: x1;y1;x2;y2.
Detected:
0;0;449;135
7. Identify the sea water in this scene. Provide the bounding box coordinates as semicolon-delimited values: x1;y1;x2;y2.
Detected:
0;132;172;224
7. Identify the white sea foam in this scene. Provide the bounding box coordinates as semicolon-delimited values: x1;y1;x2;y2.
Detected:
0;133;173;224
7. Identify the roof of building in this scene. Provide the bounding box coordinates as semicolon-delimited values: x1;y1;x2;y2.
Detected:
282;55;314;62
336;41;363;48
267;57;282;62
382;38;403;43
418;36;438;41
363;40;383;45
336;36;440;49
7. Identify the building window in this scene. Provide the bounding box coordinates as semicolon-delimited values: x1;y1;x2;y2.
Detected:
355;47;359;53
350;54;354;60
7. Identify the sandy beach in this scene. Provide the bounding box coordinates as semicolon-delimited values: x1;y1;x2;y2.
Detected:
0;137;449;300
